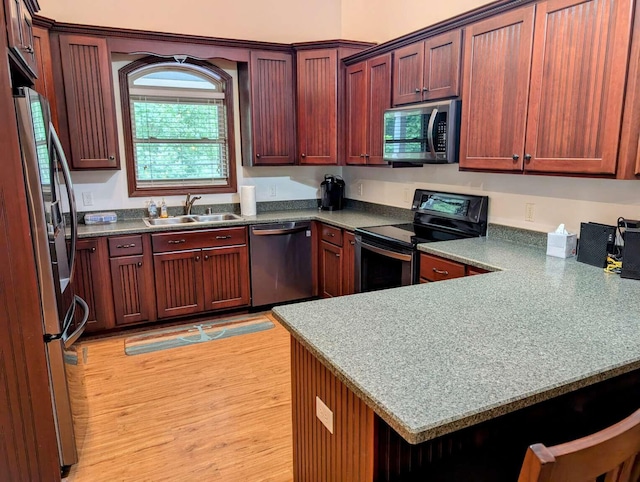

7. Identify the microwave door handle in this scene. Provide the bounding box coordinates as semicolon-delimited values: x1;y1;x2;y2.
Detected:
427;108;438;158
50;124;78;281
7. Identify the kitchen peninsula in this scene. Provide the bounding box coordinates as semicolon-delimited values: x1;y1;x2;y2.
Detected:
273;236;640;481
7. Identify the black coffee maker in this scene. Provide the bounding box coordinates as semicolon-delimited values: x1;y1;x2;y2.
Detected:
320;175;345;211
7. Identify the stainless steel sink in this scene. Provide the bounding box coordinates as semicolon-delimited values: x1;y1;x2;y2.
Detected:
191;213;242;222
143;216;197;226
143;213;242;227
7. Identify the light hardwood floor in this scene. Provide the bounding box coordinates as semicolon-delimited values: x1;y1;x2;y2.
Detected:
64;315;293;482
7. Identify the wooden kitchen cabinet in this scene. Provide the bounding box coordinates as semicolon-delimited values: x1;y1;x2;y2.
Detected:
108;234;156;326
5;0;37;78
419;253;490;283
345;54;392;165
460;0;633;176
32;26;59;131
318;224;357;297
392;30;461;106
58;34;120;170
239;51;296;166
152;228;250;319
74;238;115;333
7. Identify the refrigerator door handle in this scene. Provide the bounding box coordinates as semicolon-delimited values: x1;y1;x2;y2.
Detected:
62;296;89;348
50;124;78;283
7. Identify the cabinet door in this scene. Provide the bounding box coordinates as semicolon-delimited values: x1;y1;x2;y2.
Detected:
247;51;296;165
392;42;424;106
154;250;204;319
5;0;37;76
342;232;356;296
202;245;250;311
74;238;115;333
422;30;461;101
32;27;59;132
524;0;633;175
297;49;338;165
459;7;535;171
366;53;392;165
345;61;368;165
59;34;119;169
110;255;153;326
320;240;343;298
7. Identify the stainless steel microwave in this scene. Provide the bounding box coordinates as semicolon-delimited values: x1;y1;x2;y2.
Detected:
383;99;461;163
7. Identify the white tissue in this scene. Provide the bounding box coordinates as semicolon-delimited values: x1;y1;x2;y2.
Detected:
240;185;256;216
555;224;568;234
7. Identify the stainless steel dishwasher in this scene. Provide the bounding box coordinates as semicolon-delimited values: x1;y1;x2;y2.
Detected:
249;221;314;307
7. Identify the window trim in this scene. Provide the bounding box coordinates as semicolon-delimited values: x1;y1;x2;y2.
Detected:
119;56;237;197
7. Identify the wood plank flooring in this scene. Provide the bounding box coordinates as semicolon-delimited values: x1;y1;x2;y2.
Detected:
64;314;293;482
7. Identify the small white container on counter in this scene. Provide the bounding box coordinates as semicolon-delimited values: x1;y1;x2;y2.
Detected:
547;224;577;258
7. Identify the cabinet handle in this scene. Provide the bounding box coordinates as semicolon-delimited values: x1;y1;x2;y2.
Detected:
524;154;532;163
360;154;365;158
350;240;355;245
512;154;519;161
90;247;96;253
108;155;115;161
23;45;34;54
422;87;429;92
167;239;186;244
256;154;261;158
414;88;421;93
195;256;200;261
137;262;142;267
215;235;232;240
116;243;136;249
335;253;340;258
327;232;335;237
432;268;449;276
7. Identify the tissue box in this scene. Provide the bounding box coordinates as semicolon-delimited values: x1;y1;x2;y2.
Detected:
547;231;577;258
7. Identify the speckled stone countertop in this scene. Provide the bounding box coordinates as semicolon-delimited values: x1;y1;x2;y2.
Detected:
77;209;406;238
272;237;640;444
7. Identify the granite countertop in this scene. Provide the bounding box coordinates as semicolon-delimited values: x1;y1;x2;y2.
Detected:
77;209;407;238
272;236;640;444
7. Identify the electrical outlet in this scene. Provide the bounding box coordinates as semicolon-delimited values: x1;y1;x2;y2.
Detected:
269;185;277;198
356;183;363;197
525;203;535;222
315;396;334;434
403;188;411;204
82;192;94;207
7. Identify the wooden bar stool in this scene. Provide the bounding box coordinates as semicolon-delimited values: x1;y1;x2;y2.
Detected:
518;408;640;481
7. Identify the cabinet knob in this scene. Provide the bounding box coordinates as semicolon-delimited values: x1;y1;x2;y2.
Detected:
301;153;306;158
350;240;355;245
195;256;201;261
512;154;519;161
204;255;209;261
90;247;96;253
414;88;421;93
335;253;340;258
360;154;365;158
256;154;261;158
422;87;429;92
108;155;115;161
524;154;532;163
137;262;142;267
328;232;335;237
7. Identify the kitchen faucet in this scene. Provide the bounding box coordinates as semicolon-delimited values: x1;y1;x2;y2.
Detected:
184;193;202;215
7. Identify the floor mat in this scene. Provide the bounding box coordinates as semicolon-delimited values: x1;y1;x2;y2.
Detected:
124;313;274;355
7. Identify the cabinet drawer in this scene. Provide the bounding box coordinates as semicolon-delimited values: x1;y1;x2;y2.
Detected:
420;253;466;282
321;224;343;246
466;266;489;276
108;235;143;257
152;227;247;253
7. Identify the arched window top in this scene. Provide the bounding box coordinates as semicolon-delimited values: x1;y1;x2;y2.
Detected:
129;63;225;93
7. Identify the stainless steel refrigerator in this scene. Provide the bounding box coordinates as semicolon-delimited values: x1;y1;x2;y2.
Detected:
14;87;88;472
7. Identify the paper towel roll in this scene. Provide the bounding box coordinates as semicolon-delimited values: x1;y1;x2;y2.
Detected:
240;185;256;216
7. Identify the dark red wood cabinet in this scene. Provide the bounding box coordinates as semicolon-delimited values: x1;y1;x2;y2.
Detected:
4;0;37;77
343;231;356;295
319;240;343;298
58;34;120;170
318;224;356;297
74;238;116;333
345;54;392;165
151;228;250;319
239;50;296;166
460;0;633;176
392;30;461;106
32;26;59;130
108;234;155;326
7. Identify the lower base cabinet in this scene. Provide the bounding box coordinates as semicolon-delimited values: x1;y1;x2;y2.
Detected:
319;224;356;297
419;253;490;283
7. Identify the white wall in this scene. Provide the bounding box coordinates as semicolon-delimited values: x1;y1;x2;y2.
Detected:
71;57;339;213
342;166;640;234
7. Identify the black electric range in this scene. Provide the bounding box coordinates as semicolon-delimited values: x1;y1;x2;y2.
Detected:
354;190;488;292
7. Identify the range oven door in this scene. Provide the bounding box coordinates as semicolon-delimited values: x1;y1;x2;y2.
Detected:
355;235;417;293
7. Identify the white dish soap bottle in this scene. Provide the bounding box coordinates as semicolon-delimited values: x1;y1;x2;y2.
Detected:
148;199;158;218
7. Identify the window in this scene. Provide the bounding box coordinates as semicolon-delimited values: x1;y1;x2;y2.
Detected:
119;57;236;196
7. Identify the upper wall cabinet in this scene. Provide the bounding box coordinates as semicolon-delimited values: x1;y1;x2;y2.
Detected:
392;30;461;106
239;51;296;166
58;34;120;170
5;0;37;78
345;54;392;165
460;0;633;176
